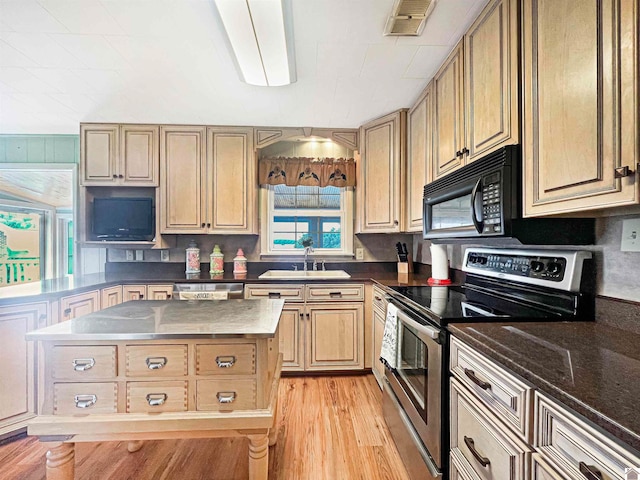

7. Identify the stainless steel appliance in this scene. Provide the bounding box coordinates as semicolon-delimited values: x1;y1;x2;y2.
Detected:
173;283;244;300
381;248;593;479
422;146;594;244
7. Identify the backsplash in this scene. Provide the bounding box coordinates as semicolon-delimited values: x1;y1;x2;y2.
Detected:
413;215;640;302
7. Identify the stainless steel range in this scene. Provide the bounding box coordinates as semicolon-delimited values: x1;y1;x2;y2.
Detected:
380;247;594;479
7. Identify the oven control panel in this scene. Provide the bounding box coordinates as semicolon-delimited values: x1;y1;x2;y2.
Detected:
463;248;592;292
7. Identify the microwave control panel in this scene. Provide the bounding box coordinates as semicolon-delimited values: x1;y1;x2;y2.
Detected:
481;172;502;234
465;252;567;282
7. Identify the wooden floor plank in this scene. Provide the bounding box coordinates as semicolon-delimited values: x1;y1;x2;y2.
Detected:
0;375;410;480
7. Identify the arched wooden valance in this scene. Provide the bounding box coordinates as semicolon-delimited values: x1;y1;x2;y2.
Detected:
258;156;356;187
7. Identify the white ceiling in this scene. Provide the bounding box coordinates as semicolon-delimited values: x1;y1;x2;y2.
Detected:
0;0;488;134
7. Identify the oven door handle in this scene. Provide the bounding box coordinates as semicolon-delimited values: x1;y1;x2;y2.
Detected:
396;308;442;343
470;177;484;234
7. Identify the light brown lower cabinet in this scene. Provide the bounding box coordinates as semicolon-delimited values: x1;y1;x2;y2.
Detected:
59;290;100;322
372;302;386;386
123;285;147;301
147;284;173;300
245;283;364;372
0;302;48;436
122;284;173;301
100;285;122;308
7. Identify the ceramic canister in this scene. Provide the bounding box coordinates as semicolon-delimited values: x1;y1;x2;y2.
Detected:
210;244;224;275
186;240;200;274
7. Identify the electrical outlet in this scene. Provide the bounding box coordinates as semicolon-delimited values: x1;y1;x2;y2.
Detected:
135;250;144;261
355;247;364;260
160;250;170;262
125;250;134;261
621;218;640;252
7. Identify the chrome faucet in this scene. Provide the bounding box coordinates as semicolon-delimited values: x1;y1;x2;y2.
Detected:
303;246;314;271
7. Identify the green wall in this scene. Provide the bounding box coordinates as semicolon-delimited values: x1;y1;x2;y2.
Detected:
0;135;79;164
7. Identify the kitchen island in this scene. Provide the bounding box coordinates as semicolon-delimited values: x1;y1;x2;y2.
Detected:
25;299;284;480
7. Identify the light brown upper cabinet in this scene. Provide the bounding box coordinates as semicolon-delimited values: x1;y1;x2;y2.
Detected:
160;126;255;234
80;124;159;186
357;110;407;233
433;42;465;180
432;0;519;180
465;0;519;162
522;0;639;216
406;83;433;232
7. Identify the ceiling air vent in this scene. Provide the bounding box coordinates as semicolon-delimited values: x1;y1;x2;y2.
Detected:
383;0;437;36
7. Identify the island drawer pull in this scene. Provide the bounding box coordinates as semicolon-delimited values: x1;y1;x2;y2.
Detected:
74;394;97;409
215;356;236;368
579;461;603;480
329;292;342;298
464;436;490;467
268;292;281;298
146;357;167;370
146;393;168;407
64;308;72;316
216;392;236;404
464;368;491;390
72;358;95;371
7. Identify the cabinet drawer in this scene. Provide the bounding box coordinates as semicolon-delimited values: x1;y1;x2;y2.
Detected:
126;345;188;377
450;336;532;442
196;379;256;411
52;345;117;380
196;344;255;375
372;285;388;313
54;382;117;415
451;379;530;479
535;391;640;480
531;453;566;480
244;284;304;302
127;381;188;413
306;283;364;301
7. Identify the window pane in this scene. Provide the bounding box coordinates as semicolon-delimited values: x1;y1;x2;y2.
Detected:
0;210;42;286
273;185;340;210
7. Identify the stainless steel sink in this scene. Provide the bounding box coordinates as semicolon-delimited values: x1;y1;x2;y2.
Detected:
258;270;351;279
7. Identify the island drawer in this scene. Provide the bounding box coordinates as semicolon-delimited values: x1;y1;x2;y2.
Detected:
51;345;117;380
53;382;117;415
451;378;530;479
450;336;532;442
534;391;640;480
196;344;256;375
126;345;188;377
196;379;256;411
127;381;188;413
306;283;364;301
244;284;304;302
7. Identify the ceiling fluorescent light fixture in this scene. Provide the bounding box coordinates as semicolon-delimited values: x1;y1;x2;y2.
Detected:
214;0;296;86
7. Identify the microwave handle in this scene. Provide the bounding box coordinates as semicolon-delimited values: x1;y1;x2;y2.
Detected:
470;178;484;234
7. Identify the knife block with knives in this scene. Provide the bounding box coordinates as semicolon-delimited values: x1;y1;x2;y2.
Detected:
396;242;413;274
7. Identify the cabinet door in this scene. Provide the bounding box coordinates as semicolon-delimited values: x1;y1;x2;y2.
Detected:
0;303;47;436
60;291;100;322
101;285;122;309
207;127;256;233
372;307;386;383
406;84;432;232
305;302;364;371
523;0;639;215
279;304;304;371
123;285;146;301
120;125;159;186
433;41;465;180
160;126;207;233
358;110;406;233
465;0;519;162
147;285;173;300
80;124;119;186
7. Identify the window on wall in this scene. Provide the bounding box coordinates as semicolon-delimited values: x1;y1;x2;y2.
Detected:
263;185;354;255
0;207;44;286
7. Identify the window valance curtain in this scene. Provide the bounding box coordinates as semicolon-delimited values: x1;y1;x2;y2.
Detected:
258;157;356;187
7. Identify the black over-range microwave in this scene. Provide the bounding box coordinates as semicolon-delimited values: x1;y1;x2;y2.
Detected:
422;145;594;244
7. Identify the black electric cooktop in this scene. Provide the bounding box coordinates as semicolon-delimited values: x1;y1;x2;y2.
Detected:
386;275;591;326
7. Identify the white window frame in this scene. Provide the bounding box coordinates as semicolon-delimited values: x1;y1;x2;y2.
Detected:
259;186;354;257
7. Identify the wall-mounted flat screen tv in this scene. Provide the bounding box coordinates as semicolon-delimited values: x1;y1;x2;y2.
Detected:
92;197;154;240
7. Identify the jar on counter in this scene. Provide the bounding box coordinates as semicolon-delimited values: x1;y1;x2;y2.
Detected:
186;240;200;274
233;248;247;279
210;244;224;275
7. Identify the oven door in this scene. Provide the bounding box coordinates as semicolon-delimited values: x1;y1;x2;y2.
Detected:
386;305;444;472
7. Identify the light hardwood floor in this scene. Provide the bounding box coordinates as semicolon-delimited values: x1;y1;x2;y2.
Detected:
0;375;410;480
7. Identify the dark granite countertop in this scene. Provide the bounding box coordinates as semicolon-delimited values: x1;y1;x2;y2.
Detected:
449;321;640;454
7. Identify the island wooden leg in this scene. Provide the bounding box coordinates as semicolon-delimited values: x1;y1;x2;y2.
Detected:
248;434;269;480
45;442;75;480
268;399;279;447
127;441;144;453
